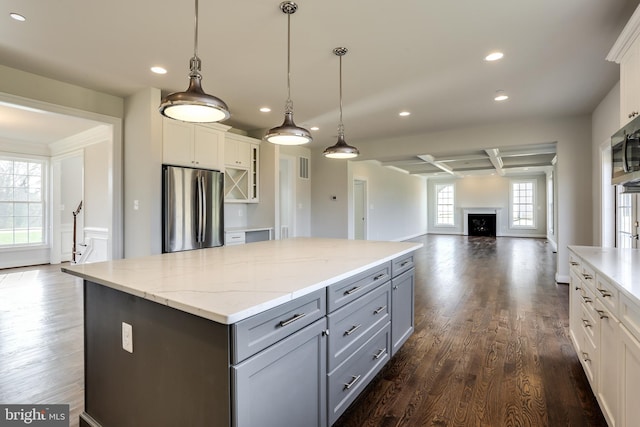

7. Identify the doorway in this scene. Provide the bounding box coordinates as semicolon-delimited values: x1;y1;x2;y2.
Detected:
616;187;639;248
353;179;367;240
51;151;84;263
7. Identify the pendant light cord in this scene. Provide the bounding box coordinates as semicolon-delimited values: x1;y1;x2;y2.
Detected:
338;54;344;136
190;0;201;75
285;12;293;113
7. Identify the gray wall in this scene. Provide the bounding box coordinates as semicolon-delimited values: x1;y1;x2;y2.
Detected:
311;152;349;238
123;88;163;258
591;82;620;247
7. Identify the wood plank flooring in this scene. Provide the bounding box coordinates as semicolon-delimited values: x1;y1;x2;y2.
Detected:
334;235;606;427
0;235;605;427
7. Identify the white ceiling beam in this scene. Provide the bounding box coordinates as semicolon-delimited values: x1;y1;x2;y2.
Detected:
417;154;461;177
485;148;505;176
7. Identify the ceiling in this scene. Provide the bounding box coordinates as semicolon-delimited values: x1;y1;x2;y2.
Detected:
0;0;638;175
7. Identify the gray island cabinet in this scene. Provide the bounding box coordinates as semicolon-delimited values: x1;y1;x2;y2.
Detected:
63;238;421;427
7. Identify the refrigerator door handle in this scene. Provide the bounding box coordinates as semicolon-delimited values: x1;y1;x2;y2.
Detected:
201;175;207;244
197;175;203;243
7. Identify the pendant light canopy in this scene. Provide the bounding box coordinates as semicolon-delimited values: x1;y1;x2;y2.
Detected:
323;47;359;159
159;0;230;123
264;2;312;145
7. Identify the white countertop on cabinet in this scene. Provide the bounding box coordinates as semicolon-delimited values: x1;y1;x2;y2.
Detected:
63;238;422;324
569;245;640;302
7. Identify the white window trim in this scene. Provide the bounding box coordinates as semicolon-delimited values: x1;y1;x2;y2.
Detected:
0;153;49;249
434;182;456;228
510;178;536;229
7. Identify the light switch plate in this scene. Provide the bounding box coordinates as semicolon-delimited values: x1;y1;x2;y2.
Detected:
122;322;133;353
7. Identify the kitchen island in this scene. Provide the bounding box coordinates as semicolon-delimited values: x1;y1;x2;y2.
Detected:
62;237;422;427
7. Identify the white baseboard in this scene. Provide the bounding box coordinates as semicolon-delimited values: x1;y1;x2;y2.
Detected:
76;227;109;264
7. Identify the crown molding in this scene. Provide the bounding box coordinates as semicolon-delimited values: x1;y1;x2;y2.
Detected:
49;124;112;156
607;5;640;63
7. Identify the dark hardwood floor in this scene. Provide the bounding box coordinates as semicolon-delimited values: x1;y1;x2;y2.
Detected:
0;235;605;427
334;235;606;427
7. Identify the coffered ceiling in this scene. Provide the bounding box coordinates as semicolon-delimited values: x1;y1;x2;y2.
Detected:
0;0;638;170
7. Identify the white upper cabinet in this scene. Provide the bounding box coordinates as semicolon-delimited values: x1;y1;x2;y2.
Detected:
224;133;260;203
607;5;640;126
162;118;229;171
225;135;252;169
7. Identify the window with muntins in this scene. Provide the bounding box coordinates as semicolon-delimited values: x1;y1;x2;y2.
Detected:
0;158;45;246
435;183;455;226
511;180;535;228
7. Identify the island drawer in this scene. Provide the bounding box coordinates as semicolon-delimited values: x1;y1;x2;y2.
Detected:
231;289;326;364
327;323;390;425
327;262;391;312
327;282;391;371
391;253;414;278
594;274;618;316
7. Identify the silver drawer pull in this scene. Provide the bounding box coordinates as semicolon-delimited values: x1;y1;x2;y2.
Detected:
598;289;612;298
373;348;386;360
344;375;361;390
374;305;387;315
582;274;593;280
595;310;609;320
373;273;386;281
582;296;592;304
582;319;592;328
278;313;306;327
574;286;581;291
582;352;591;363
570;261;579;266
344;286;360;295
344;324;361;336
400;261;410;267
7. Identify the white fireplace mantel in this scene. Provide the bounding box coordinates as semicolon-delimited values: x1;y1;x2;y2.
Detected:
462;208;503;236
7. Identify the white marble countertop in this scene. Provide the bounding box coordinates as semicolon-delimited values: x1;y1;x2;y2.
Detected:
62;238;422;325
568;245;640;302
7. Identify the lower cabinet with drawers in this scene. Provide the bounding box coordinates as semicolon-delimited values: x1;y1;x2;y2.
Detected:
568;247;640;427
79;250;416;427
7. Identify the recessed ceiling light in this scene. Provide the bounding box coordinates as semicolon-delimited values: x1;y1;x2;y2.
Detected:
399;111;411;117
259;107;271;113
494;90;509;101
151;66;167;75
310;126;319;131
485;52;504;61
10;13;26;22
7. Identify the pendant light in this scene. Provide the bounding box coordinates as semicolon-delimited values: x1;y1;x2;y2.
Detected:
264;1;312;145
323;47;359;159
159;0;230;123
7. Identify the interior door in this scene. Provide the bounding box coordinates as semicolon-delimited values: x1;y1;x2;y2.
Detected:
616;186;639;248
353;180;366;240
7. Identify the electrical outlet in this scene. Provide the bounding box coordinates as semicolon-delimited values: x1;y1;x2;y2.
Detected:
133;200;139;210
122;322;133;353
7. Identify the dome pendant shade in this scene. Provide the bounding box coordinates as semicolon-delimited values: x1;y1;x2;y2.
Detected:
159;70;230;123
265;1;311;146
324;46;359;159
158;0;230;123
323;134;359;159
265;111;312;145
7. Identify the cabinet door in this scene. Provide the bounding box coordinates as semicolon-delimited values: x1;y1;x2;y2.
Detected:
596;303;619;427
620;39;640;127
620;325;640;427
391;268;414;356
232;318;327;427
162;118;194;167
193;126;224;170
569;269;584;351
225;139;251;168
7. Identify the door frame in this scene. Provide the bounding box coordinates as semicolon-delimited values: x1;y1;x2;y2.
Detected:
352;177;368;240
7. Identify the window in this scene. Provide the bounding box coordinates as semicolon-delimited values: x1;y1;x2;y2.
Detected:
435;183;455;226
615;186;636;248
0;157;46;246
511;180;535;228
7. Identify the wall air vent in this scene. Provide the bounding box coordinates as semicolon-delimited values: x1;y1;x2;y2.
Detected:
299;156;309;179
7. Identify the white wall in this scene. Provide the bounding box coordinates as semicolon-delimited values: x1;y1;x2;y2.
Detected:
427;174;547;238
591;82;620;247
349;161;427;241
310;154;349;238
123;88;163;258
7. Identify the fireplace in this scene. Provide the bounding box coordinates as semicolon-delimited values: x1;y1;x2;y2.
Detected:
462;208;502;236
468;214;497;237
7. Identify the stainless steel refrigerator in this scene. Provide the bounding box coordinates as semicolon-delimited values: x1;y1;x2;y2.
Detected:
162;165;224;253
